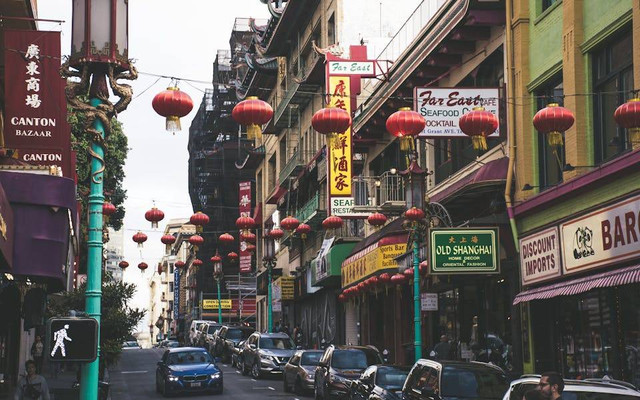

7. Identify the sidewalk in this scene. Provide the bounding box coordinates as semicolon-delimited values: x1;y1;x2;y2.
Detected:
42;360;110;400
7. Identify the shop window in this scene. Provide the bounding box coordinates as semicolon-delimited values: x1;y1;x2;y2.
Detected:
593;31;634;164
535;77;564;189
618;285;640;387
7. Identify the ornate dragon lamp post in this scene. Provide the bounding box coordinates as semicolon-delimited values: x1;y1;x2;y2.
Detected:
262;229;276;333
62;1;137;398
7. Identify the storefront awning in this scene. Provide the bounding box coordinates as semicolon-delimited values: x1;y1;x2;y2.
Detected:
265;186;287;204
513;264;640;305
430;157;509;203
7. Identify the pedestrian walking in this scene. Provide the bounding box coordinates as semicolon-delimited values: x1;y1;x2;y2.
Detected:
14;360;50;400
539;371;564;400
433;335;451;360
293;325;303;347
30;336;44;374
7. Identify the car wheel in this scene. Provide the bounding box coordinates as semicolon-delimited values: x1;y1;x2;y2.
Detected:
251;361;262;379
283;374;290;392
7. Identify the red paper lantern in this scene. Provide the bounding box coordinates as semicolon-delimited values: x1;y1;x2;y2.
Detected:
175;261;186;269
357;282;366;292
138;262;148;272
219;233;235;246
190;212;210;227
188;234;204;247
236;216;256;231
232;96;274;140
132;231;147;248
459;107;499;151
386;107;426;151
378;273;391;284
311;107;352;144
322;215;343;230
157;264;163;274
419;260;429;275
403;268;414;278
295;223;311;239
227;251;239;262
390;273;407;285
614;98;640;145
281;216;300;232
367;212;387;228
369;276;379;288
210;254;222;263
246;244;256;254
269;228;284;240
192;259;203;267
152;86;194;133
240;232;257;244
102;201;116;216
405;207;425;222
533;103;575;148
351;286;359;296
118;261;129;270
338;293;347;303
145;207;165;229
161;234;176;245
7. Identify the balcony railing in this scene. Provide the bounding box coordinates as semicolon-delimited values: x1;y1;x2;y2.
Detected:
352;172;406;213
296;192;322;223
278;147;305;185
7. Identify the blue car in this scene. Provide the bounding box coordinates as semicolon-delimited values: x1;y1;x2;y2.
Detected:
155;347;223;397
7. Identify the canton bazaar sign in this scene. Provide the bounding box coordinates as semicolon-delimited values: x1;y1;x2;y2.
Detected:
519;227;561;285
341;235;406;287
414;88;500;139
429;228;499;274
560;194;640;275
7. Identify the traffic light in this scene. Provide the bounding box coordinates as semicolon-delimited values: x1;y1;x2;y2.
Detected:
46;318;98;362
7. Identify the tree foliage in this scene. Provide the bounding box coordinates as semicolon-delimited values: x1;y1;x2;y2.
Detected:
47;272;145;370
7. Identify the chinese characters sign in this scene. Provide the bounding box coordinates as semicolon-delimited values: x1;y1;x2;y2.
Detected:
4;31;71;176
238;181;252;274
173;267;180;320
429;228;499;274
328;76;352;197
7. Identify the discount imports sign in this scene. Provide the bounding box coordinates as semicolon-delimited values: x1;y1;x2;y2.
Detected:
413;87;500;139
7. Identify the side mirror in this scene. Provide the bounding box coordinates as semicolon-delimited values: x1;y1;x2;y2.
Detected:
249;344;256;350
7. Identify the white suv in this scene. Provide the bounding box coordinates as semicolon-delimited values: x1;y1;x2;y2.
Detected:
188;320;209;346
503;375;640;400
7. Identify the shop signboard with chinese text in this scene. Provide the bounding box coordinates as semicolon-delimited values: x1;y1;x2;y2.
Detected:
239;181;252;273
341;235;407;287
173;267;180;319
414;88;500;139
202;299;232;310
519;227;562;285
429;228;499;274
560;194;640;275
327;76;352;197
4;31;71;176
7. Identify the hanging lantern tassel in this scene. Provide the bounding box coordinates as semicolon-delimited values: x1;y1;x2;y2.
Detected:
399;136;415;152
247;123;262;141
546;130;563;147
472;135;488;151
166;115;180;133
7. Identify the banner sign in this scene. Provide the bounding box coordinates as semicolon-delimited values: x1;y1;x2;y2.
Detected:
414;88;500;139
202;299;232;310
342;235;407;287
328;61;376;75
280;276;295;300
330;197;369;218
313;237;335;284
173;267;180;319
327;76;352;197
519;227;561;285
560;194;640;275
239;181;252;273
4;30;71;176
429;228;499;274
47;318;98;362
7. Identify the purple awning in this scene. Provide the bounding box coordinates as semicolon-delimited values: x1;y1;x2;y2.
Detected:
513;264;640;305
0;172;76;291
430;157;509;203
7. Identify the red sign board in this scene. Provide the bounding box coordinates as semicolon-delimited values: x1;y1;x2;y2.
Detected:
239;181;252;273
4;30;71;177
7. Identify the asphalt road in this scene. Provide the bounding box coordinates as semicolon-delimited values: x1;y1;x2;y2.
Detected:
109;348;312;399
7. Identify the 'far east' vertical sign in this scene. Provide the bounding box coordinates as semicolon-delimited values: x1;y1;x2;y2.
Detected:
429;228;499;274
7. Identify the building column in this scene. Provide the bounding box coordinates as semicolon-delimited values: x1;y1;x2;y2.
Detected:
562;0;588;179
633;0;640;89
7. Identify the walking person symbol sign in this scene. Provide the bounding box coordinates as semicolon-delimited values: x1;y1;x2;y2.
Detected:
46;318;98;362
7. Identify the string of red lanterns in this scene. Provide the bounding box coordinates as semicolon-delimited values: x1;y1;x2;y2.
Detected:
386;107;425;152
232;96;274;141
152;86;194;134
458;106;499;151
144;206;165;229
533;103;575;148
311;107;352;145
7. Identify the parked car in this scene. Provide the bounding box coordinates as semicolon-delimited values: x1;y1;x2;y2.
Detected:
155;347;223;397
350;365;410;400
232;339;247;369
503;375;640;400
215;325;254;362
402;360;508;400
283;350;324;395
240;332;296;379
158;340;180;349
314;345;384;400
189;320;210;345
122;340;141;350
197;321;222;350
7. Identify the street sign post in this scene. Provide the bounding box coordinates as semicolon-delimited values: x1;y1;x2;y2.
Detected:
46;317;98;362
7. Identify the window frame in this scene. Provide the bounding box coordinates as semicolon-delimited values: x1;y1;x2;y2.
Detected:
535;75;564;190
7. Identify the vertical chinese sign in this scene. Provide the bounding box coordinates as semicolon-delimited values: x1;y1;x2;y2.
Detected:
238;181;252;274
173;266;180;321
327;77;352;199
3;31;71;177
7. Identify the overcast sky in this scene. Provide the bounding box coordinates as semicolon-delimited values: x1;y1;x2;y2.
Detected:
36;0;425;333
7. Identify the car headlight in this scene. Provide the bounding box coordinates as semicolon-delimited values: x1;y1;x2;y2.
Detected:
260;354;275;361
167;374;179;382
210;372;221;379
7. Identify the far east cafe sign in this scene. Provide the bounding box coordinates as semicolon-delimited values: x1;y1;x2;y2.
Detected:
325;46;385;217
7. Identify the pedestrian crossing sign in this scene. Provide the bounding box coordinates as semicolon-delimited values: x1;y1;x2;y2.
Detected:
46;317;98;362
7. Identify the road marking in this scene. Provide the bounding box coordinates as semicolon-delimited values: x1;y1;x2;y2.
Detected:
251;378;257;382
268;386;275;391
120;370;147;374
223;364;228;367
235;370;240;374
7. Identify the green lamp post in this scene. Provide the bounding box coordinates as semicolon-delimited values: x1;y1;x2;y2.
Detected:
212;252;223;324
262;230;276;333
63;1;137;398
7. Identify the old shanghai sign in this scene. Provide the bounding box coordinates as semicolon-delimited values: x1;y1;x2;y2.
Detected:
414;88;500;139
519;227;562;285
429;228;499;274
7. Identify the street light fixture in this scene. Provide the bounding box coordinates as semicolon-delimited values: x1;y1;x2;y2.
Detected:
65;1;137;398
262;229;276;333
212;253;223;324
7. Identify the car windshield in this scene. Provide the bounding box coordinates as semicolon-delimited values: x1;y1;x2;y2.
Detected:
440;366;508;399
167;341;179;348
208;325;219;334
509;383;640;400
376;367;409;390
167;351;213;365
259;337;295;349
301;352;323;366
332;350;380;370
195;322;205;331
228;329;252;340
